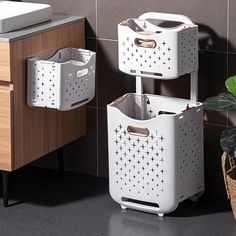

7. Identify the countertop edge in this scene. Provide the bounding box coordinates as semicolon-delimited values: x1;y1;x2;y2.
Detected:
0;14;85;43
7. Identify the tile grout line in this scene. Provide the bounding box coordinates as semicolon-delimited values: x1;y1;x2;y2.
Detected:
227;0;230;127
125;214;157;236
199;49;228;54
95;0;98;37
227;0;230;61
204;122;228;128
97;106;107;111
125;222;147;236
97;37;118;42
86;36;97;40
87;105;96;109
95;0;99;178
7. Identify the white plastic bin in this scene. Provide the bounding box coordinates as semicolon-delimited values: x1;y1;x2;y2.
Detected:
107;93;204;215
27;48;96;111
118;12;198;79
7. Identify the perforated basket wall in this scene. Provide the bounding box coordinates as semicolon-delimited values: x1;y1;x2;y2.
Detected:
27;48;96;111
107;93;204;214
118;18;198;79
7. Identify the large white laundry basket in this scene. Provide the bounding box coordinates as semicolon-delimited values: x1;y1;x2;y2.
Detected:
108;12;204;216
118;12;198;79
107;93;204;215
27;48;96;111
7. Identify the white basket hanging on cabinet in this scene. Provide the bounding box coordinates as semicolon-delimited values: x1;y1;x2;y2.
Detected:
118;12;198;80
107;12;204;216
27;48;96;111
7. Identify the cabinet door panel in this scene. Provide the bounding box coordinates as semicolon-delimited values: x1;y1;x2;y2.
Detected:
0;88;12;171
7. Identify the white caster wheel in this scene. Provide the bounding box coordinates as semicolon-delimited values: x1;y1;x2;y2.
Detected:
121;205;127;210
158;213;164;217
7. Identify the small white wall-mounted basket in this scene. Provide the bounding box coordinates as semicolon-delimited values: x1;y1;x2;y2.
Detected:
27;48;96;111
107;93;204;215
118;12;198;80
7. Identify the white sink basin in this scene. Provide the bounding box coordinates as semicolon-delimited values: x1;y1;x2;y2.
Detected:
0;1;52;33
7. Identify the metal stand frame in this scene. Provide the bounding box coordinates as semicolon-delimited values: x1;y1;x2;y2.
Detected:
135;70;198;101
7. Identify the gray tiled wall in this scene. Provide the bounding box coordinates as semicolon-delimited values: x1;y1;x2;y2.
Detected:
25;0;234;199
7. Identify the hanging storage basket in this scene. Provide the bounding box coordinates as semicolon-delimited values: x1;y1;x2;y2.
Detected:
27;48;96;111
118;12;198;79
107;93;204;214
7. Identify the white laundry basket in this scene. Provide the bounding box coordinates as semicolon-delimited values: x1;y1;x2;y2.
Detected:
118;12;198;79
107;93;204;215
107;12;204;216
27;48;96;111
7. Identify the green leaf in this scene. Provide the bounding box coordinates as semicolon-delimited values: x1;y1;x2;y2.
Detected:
204;93;236;111
220;127;236;157
226;76;236;96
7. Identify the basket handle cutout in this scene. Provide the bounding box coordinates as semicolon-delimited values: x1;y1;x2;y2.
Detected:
158;111;176;115
127;125;149;137
134;38;156;48
76;68;89;78
121;197;160;212
130;70;163;78
139;12;194;25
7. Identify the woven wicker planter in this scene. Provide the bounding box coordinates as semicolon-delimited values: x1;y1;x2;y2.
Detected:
222;152;236;220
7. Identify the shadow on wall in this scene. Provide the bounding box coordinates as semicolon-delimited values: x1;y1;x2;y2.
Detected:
198;24;230;51
96;39;136;107
198;23;232;126
158;23;232;100
156;23;234;124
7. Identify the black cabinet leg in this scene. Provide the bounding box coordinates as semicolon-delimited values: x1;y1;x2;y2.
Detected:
2;171;9;207
57;147;64;179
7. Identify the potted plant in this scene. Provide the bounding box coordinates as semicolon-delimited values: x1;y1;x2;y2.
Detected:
204;75;236;220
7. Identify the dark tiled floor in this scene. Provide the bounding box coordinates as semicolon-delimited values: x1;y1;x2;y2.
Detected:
0;166;235;236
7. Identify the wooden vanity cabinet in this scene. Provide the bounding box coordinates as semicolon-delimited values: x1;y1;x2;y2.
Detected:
0;20;86;172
